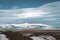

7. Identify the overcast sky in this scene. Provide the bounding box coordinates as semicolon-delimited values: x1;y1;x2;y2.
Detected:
0;0;60;28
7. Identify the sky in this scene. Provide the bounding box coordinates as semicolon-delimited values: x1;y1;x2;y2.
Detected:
0;0;60;28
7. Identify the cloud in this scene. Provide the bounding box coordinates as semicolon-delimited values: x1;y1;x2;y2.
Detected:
37;1;60;27
0;8;49;20
44;18;57;21
0;1;60;28
13;9;49;19
39;1;60;19
0;1;60;20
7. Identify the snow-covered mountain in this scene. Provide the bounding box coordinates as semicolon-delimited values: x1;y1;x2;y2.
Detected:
0;23;56;31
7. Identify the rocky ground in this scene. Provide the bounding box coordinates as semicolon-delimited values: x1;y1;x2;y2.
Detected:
0;30;60;40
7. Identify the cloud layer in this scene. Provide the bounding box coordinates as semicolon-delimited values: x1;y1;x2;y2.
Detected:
0;8;49;20
39;1;60;27
0;1;60;29
0;1;60;21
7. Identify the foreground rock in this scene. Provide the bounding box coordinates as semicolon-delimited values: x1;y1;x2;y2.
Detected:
0;30;60;40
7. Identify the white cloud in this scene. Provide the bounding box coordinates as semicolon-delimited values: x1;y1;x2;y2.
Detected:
0;8;49;20
0;1;60;25
13;9;49;19
38;1;60;21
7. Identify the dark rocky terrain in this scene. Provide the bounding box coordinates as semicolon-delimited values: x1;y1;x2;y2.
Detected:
0;30;60;40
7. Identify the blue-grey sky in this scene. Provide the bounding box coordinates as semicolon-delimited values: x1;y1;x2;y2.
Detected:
0;0;59;9
0;0;60;28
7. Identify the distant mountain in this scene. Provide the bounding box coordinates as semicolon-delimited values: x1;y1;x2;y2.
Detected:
0;23;56;31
